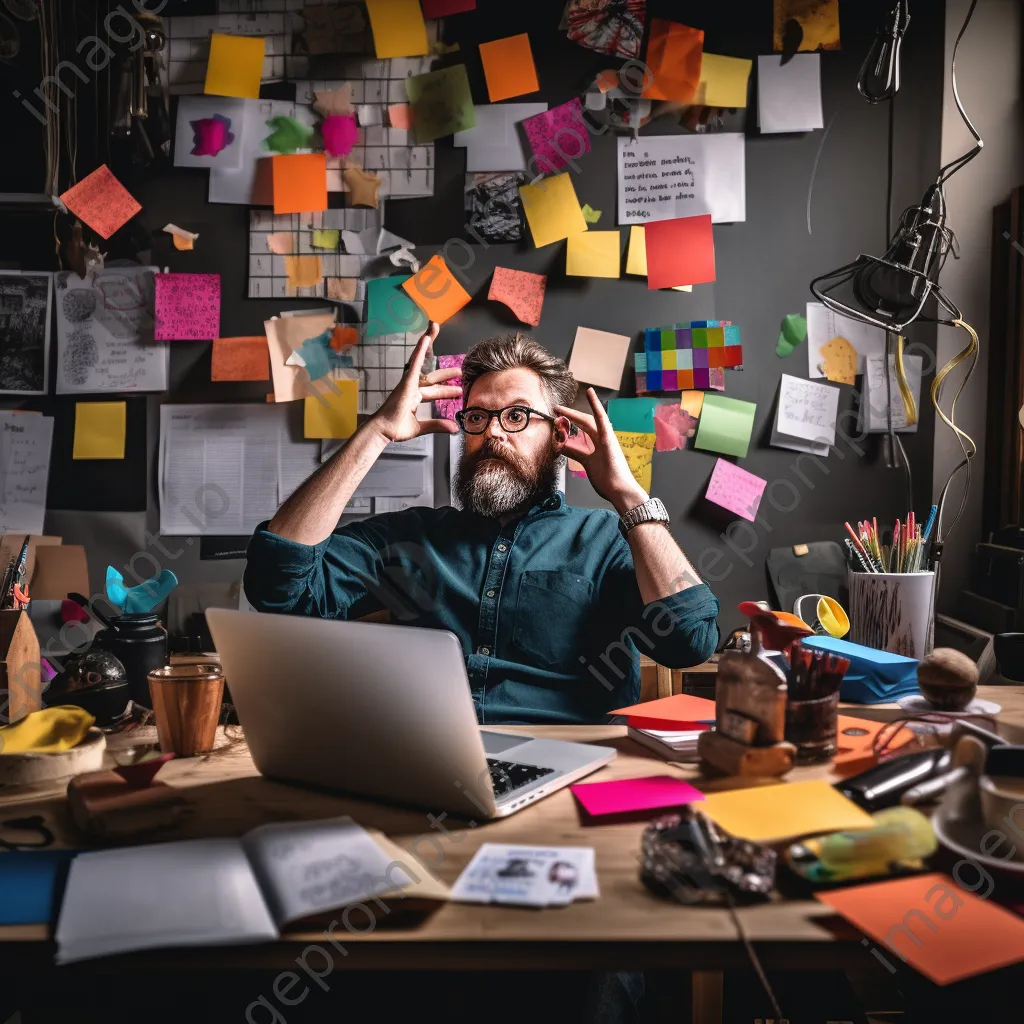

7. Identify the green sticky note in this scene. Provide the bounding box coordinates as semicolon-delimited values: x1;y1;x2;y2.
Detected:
404;64;476;144
581;203;602;224
694;394;757;459
777;313;807;357
608;397;659;434
366;275;429;337
312;228;340;249
263;116;315;154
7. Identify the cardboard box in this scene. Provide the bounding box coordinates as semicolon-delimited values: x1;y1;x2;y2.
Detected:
0;535;89;602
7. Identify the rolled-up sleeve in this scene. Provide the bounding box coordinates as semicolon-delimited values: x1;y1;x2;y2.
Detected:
639;584;720;668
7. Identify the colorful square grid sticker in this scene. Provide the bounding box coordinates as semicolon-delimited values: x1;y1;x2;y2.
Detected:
635;320;742;393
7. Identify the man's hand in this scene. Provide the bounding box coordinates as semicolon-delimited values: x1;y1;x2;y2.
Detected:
554;388;649;515
369;322;463;443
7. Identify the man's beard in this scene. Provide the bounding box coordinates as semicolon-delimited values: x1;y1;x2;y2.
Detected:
455;438;562;518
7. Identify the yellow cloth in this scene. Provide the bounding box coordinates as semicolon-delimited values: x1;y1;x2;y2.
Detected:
0;706;95;755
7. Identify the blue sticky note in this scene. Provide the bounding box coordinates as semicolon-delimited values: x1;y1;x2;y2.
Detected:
0;851;78;925
803;636;920;704
365;275;429;338
608;397;660;434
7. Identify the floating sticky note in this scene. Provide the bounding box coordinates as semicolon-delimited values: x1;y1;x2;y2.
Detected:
777;312;807;357
702;780;873;844
365;0;428;58
321;114;358;157
204;33;265;100
327;278;358;302
568;327;631;390
342;166;381;208
264;115;314;154
571;775;704;819
423;0;475;15
73;401;126;460
488;267;546;327
366;275;429;337
581;204;601;224
705;458;767;521
696;53;753;108
519;173;588;248
521;98;590;172
59;165;141;240
435;353;465;421
311;229;340;250
645;215;715;290
821;335;857;384
566;230;621;279
405;65;476;144
284;255;322;290
154;273;220;341
388;103;412;129
615;431;656;492
774;0;840;53
304;379;359;439
680;390;705;418
479;33;539;102
654;404;697;452
402;254;471;324
694;394;756;459
211;336;270;382
643;18;704;102
608;397;659;434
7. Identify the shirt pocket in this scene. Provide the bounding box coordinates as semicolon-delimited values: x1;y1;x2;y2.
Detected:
512;570;594;670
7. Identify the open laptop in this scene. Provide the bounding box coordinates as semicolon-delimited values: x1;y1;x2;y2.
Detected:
206;608;616;819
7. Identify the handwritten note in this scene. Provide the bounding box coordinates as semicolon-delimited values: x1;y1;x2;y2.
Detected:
615;431;656;492
521;98;591;172
488;267;546;326
567;327;631;390
705;458;766;521
770;373;839;455
617;134;746;225
653;404;696;452
154;273;220;341
435;353;465;422
0;412;54;535
405;65;476;144
211;337;270;382
59;165;141;239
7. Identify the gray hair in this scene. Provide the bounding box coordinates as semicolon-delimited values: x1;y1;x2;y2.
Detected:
460;333;578;409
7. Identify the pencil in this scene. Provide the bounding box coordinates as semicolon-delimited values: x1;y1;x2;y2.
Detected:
844;522;877;572
892;520;901;573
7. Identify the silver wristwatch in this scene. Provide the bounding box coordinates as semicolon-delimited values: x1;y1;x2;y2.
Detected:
619;497;671;535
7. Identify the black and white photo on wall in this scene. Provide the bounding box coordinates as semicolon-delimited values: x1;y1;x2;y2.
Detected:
0;270;51;395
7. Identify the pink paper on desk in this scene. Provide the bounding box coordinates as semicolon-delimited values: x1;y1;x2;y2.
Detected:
435;353;465;421
154;273;221;341
571;775;704;818
488;266;546;326
522;98;591;173
59;164;141;239
654;404;697;452
705;458;766;522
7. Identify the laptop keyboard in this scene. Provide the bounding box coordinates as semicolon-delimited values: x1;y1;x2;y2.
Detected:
487;758;556;798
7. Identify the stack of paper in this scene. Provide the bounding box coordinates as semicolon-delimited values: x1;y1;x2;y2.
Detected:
451;843;597;907
627;727;706;762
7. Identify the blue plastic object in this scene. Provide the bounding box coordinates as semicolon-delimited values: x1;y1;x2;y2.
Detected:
0;851;78;925
802;636;920;704
105;566;179;614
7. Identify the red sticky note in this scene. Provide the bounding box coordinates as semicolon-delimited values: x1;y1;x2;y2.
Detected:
612;693;717;724
59;165;141;239
422;0;475;15
571;775;704;818
645;215;716;290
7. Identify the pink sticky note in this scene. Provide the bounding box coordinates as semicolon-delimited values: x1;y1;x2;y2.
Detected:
488;266;546;326
654;404;697;452
154;273;221;341
435;353;465;421
705;458;766;522
59;164;141;240
571;775;704;819
522;98;591;173
322;114;358;157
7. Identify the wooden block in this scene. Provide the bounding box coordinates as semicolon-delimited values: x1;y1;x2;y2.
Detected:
68;769;187;841
697;730;795;777
0;609;42;724
719;709;759;745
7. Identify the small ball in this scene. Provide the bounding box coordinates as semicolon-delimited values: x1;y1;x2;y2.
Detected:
917;648;979;711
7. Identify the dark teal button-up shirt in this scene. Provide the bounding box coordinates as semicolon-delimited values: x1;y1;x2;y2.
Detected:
244;493;720;725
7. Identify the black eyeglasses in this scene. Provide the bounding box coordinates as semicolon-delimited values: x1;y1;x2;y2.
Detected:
455;405;557;435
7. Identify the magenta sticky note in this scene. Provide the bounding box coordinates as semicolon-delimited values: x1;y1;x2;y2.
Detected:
570;775;704;818
705;458;767;522
434;353;465;421
154;273;221;341
322;114;358;157
522;98;591;173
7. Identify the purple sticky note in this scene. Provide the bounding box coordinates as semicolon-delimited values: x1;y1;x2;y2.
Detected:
435;353;465;421
522;98;591;173
154;273;220;341
571;775;704;818
705;458;766;522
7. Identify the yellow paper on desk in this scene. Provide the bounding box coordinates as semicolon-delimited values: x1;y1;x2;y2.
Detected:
701;779;874;843
614;431;655;493
566;231;620;278
0;706;94;754
304;378;358;438
695;53;752;108
73;401;126;460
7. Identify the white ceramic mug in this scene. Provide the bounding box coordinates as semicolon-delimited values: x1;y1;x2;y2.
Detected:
847;570;936;660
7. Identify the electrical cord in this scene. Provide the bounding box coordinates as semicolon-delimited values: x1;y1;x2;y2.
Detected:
937;0;983;185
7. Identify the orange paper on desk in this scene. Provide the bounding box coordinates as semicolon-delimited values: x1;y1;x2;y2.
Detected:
211;337;270;382
642;19;704;102
833;716;914;773
272;154;328;214
817;874;1024;985
479;34;539;102
402;255;471;324
612;693;717;729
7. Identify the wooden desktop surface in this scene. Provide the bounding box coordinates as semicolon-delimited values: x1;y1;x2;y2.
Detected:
1;685;1022;974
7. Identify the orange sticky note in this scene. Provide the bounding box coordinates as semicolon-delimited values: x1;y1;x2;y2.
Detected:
330;325;359;351
821;336;857;384
642;19;704;102
365;0;428;58
402;254;471;324
304;378;359;439
204;33;265;100
271;154;328;214
59;165;141;240
388;103;413;129
817;874;1024;985
284;254;323;289
211;337;270;382
645;215;715;290
488;267;546;326
833;716;914;774
479;34;539;102
612;693;718;726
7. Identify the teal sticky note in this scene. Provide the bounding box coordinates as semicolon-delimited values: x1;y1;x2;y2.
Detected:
366;275;429;337
608;397;659;434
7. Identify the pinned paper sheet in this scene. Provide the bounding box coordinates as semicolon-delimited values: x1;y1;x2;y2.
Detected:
694;394;756;459
645;215;715;289
488;267;546;326
608;397;658;434
284;255;322;290
73;401;126;460
435;353;465;421
365;0;429;58
304;379;359;439
402;254;471;324
272;154;328;214
807;301;885;378
566;231;620;279
342;166;381;209
777;312;807;357
642;18;703;102
405;65;476;144
774;0;840;53
615;431;655;492
695;53;752;108
817;874;1024;986
571;776;704;819
653;404;697;452
522;98;590;172
479;33;539;102
771;373;839;455
204;33;265;99
366;276;428;337
758;55;824;133
211;337;270;382
567;327;631;390
860;353;923;434
820;336;857;385
312;229;340;250
680;391;705;418
519;173;588;248
266;312;335;402
162;224;198;251
154;273;220;341
702;780;873;844
453;104;546;172
59;165;141;240
705;458;766;522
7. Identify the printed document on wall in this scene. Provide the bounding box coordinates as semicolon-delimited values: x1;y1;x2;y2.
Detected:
860;353;923;434
0;412;54;535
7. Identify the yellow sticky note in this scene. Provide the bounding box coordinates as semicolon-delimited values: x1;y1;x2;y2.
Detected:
614;431;655;493
701;780;874;844
696;53;753;108
73;402;126;460
821;335;857;384
284;254;323;289
365;0;428;59
625;226;691;291
204;34;265;100
311;228;339;249
304;379;359;439
566;231;621;279
680;390;705;418
519;173;588;248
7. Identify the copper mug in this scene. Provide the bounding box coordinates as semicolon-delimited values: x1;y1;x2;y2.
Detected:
147;665;224;757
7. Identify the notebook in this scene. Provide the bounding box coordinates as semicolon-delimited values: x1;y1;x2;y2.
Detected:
55;817;448;964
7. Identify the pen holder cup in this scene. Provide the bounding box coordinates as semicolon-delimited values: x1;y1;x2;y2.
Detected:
847;570;936;661
785;691;840;765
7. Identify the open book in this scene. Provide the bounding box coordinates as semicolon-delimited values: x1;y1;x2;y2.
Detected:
55;817;448;964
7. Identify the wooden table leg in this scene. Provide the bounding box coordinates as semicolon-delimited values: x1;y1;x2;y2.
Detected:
656;663;674;698
691;970;724;1024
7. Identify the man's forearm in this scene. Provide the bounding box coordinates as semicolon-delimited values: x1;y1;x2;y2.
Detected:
268;421;390;545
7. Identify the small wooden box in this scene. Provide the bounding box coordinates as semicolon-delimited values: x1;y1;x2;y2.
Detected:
0;609;43;725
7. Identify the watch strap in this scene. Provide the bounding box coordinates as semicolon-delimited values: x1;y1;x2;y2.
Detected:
619;497;670;535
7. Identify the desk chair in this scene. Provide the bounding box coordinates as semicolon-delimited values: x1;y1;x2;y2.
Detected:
640;655;719;700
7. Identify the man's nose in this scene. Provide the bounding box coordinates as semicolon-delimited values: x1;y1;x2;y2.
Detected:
485;415;508;440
